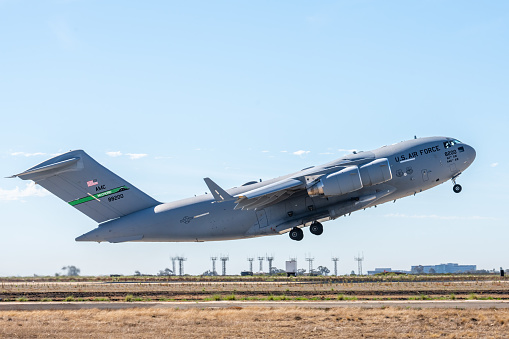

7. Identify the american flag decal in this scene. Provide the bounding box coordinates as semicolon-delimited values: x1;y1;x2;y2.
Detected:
87;179;98;187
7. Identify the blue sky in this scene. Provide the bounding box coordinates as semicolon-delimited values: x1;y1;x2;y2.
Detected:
0;1;507;276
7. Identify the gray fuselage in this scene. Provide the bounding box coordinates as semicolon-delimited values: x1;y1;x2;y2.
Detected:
76;136;476;243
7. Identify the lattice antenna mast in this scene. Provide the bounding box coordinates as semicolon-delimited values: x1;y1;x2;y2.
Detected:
220;255;229;276
210;256;217;276
176;256;187;276
247;257;254;273
332;257;339;276
354;253;364;275
258;256;264;273
305;255;315;275
266;255;274;275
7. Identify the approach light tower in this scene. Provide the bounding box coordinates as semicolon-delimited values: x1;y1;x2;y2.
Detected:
266;255;274;275
258;256;264;273
354;253;364;275
331;257;339;276
210;256;218;275
305;255;315;275
247;257;254;273
220;255;229;276
176;256;187;276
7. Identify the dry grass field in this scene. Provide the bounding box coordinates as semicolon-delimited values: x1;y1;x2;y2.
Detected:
1;307;509;338
2;278;509;301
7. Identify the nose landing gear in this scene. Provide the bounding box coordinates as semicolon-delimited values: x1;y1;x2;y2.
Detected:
452;177;462;193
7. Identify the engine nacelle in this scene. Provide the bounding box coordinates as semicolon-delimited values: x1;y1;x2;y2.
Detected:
307;166;363;197
359;158;392;187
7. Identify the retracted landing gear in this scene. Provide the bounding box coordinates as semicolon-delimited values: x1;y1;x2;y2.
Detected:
452;177;462;193
289;227;304;241
309;221;323;235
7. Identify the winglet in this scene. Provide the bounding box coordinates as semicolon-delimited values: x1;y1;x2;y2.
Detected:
204;178;234;202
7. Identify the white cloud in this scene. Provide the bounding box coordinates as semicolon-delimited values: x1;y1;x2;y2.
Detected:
106;151;122;157
293;150;310;156
126;153;148;160
384;213;498;221
0;182;50;201
491;163;499;168
261;150;269;153
11;152;46;157
280;151;288;153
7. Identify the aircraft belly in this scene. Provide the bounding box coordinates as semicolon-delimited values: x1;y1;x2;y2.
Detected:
80;200;259;242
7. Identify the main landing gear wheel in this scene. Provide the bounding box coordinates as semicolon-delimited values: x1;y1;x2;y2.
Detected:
453;184;462;193
309;222;323;235
289;227;304;241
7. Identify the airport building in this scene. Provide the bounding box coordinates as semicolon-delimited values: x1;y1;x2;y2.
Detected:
411;263;476;274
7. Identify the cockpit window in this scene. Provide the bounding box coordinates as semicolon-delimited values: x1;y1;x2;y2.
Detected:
444;139;462;148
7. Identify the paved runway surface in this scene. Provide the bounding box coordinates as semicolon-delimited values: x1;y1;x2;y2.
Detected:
2;300;509;310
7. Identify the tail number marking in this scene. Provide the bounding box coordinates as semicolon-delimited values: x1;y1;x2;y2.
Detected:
108;194;124;202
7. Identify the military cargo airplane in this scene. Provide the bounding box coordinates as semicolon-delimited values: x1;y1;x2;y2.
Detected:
11;136;475;242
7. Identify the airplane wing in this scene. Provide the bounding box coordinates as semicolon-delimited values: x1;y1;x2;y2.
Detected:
234;178;305;210
232;155;380;210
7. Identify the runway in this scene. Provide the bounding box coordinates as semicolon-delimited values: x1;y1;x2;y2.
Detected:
2;300;509;310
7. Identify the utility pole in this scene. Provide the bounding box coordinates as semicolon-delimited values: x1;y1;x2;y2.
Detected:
220;255;229;276
266;255;274;275
305;255;315;275
171;256;177;276
332;257;339;276
210;256;217;275
354;253;364;275
258;256;264;273
247;257;254;273
176;256;187;276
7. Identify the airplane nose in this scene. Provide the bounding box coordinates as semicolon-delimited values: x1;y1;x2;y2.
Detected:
468;145;476;163
464;144;476;165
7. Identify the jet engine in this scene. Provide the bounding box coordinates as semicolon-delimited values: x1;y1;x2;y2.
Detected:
307;158;392;197
359;158;392;187
307;166;362;197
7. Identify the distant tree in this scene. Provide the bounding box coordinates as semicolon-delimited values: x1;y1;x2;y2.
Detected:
350;270;356;276
134;270;141;276
270;267;286;274
428;268;436;274
297;269;306;276
157;268;173;276
317;266;330;276
62;266;80;276
202;270;217;276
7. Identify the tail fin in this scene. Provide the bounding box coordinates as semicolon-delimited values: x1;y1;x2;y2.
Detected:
11;150;159;223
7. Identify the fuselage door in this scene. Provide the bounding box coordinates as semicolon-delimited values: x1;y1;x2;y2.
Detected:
256;209;269;228
421;169;429;182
